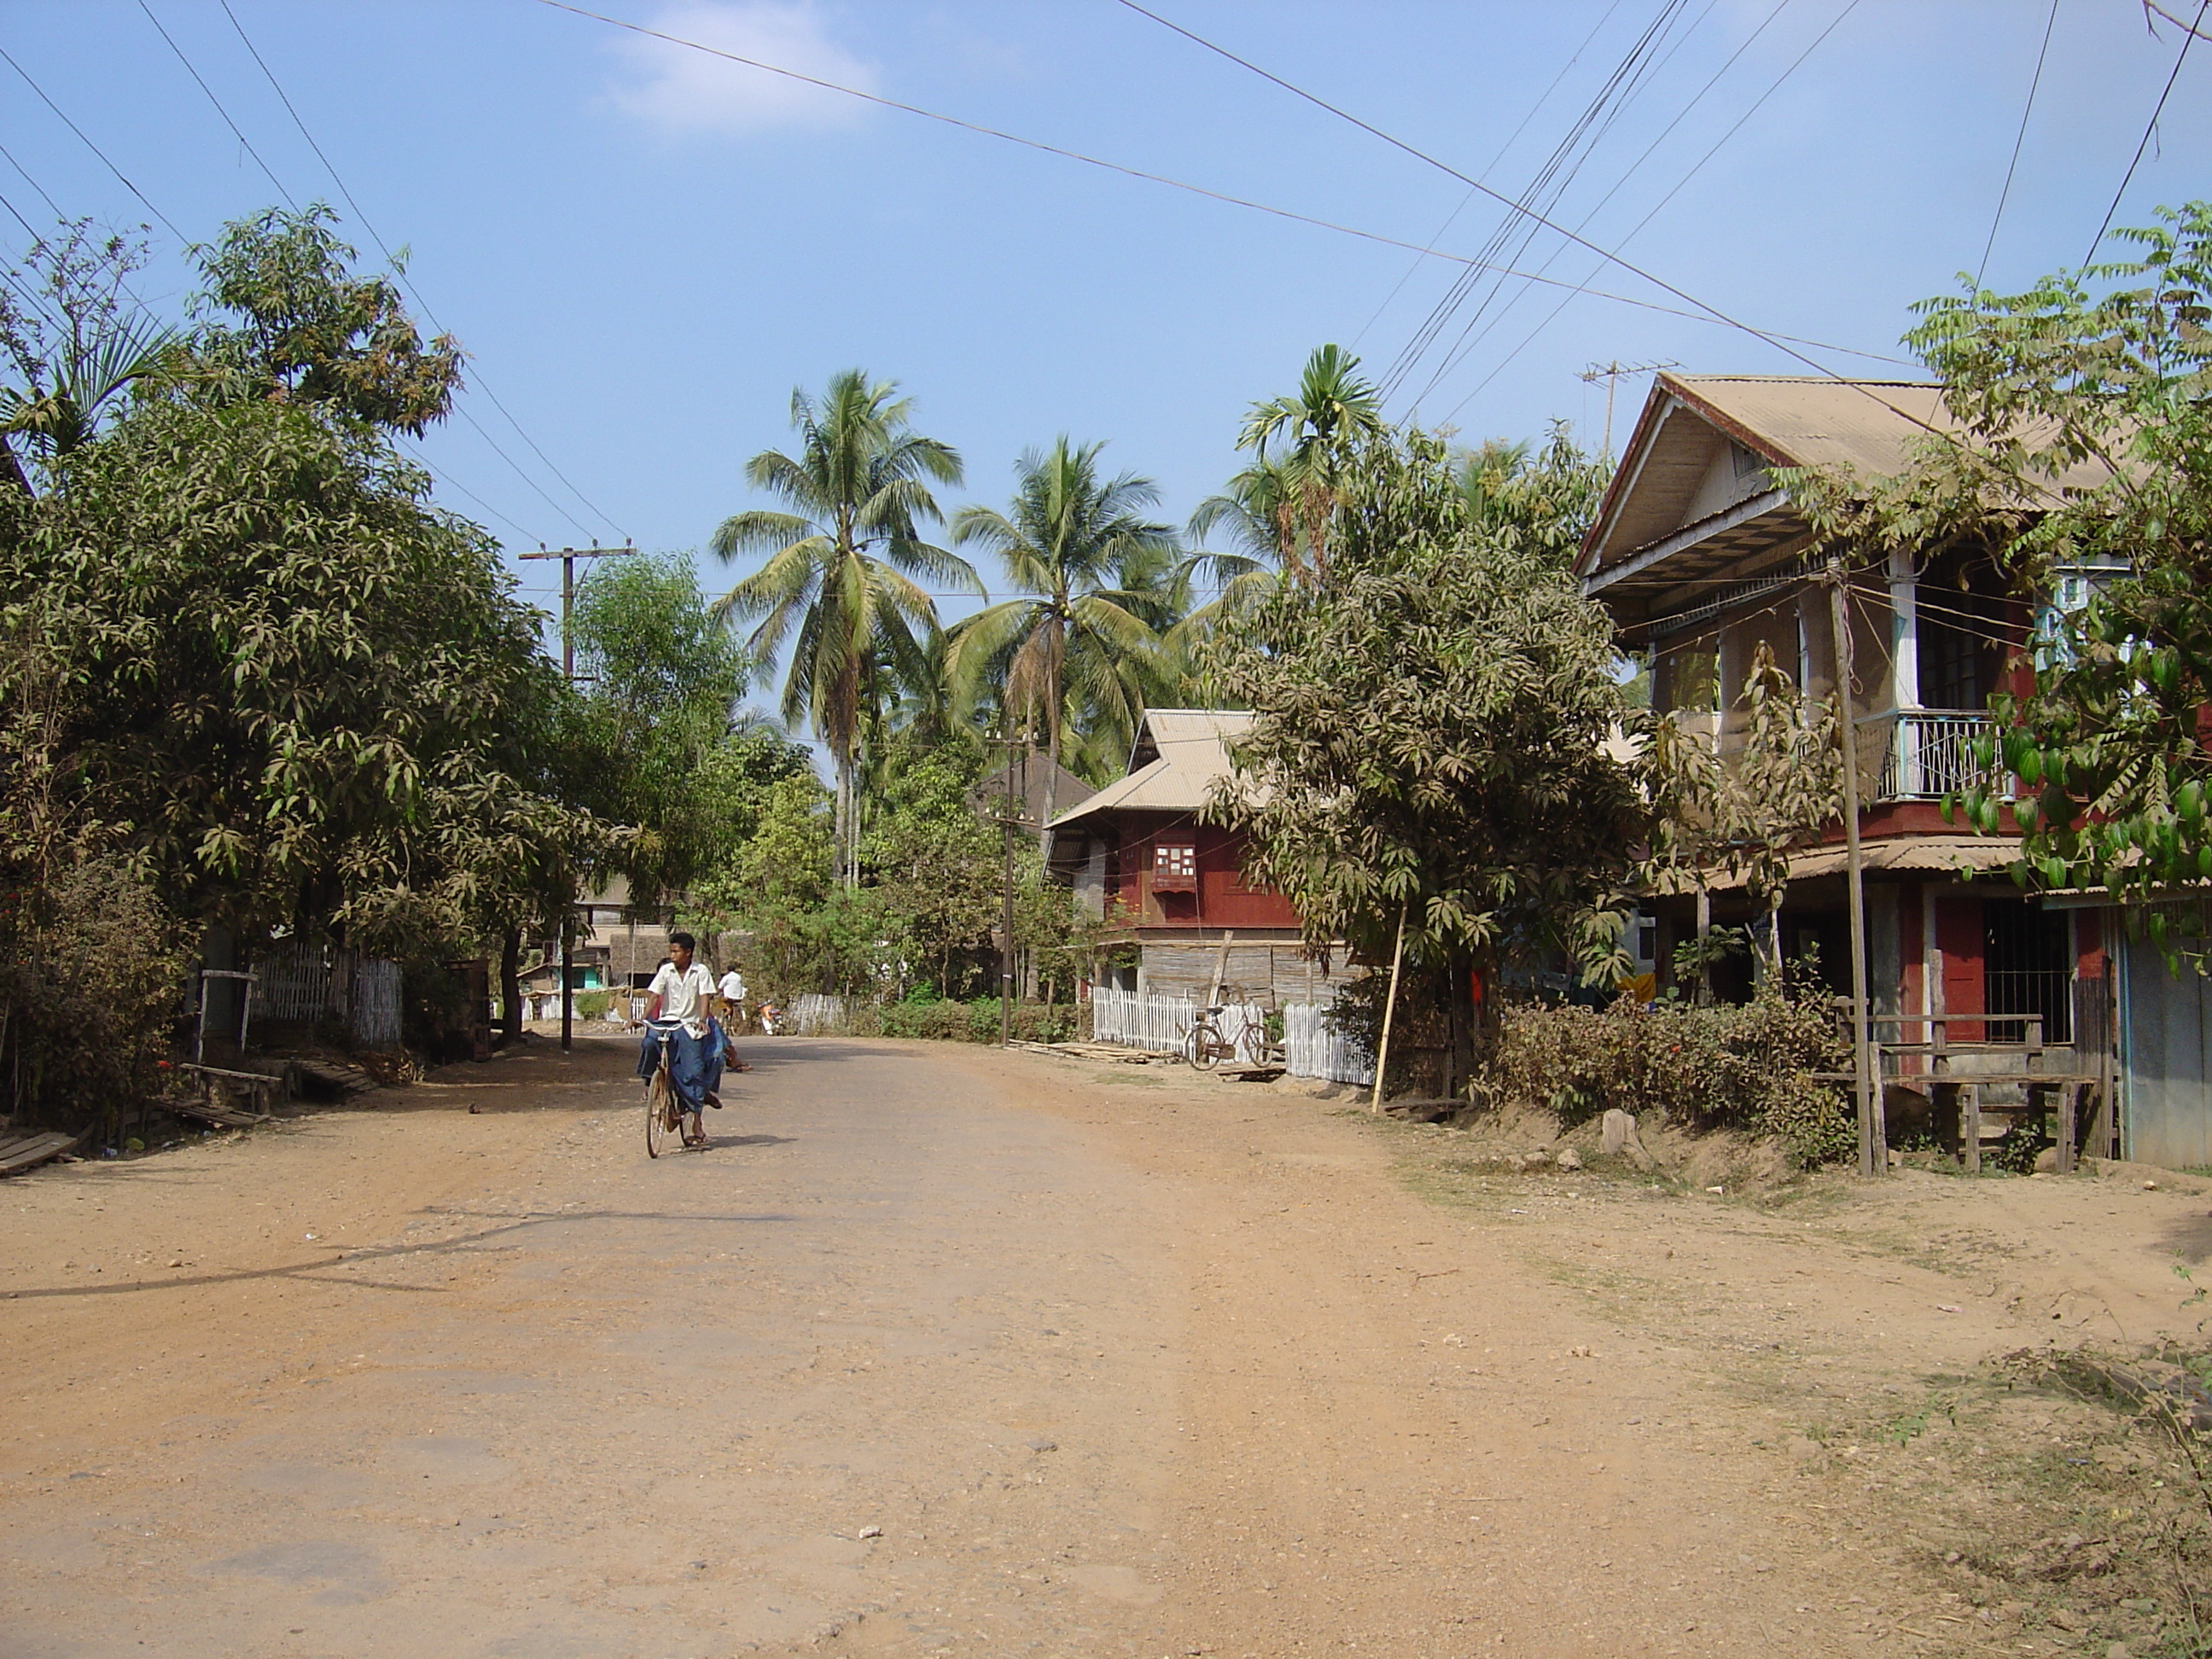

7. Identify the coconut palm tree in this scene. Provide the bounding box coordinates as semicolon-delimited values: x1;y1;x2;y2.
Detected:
711;370;975;884
947;438;1180;847
1234;342;1386;579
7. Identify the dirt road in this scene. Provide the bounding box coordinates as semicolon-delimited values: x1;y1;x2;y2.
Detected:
4;1036;2208;1657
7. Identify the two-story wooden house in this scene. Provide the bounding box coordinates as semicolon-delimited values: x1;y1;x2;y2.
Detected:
1580;375;2125;1135
1045;708;1348;1005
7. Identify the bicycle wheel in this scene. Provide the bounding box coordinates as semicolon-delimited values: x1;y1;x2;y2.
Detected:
1185;1022;1220;1072
645;1068;673;1158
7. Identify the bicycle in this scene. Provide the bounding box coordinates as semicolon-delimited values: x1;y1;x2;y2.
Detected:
1182;992;1284;1072
643;1022;695;1158
1182;1003;1237;1071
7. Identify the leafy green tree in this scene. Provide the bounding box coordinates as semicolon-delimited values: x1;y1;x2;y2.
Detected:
184;205;462;434
863;742;1001;996
1784;202;2212;952
1235;343;1387;579
1633;643;1842;997
1207;423;1640;1097
0;394;600;954
568;551;785;913
948;438;1179;837
697;771;885;999
710;370;975;886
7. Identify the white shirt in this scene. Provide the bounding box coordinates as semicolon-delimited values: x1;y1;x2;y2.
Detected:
649;961;717;1039
718;969;747;1004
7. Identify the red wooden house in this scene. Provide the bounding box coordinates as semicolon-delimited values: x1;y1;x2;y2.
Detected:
1046;710;1347;1004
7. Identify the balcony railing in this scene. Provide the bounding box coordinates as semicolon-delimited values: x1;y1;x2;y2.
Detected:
1875;710;1995;801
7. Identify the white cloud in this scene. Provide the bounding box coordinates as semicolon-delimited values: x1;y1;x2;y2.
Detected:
606;3;879;136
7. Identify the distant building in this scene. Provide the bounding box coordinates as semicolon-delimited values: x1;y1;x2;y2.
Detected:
1046;709;1350;1005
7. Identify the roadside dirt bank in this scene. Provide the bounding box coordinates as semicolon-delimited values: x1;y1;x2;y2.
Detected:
2;1034;2206;1656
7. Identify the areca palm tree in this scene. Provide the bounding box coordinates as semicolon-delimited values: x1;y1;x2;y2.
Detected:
947;438;1180;847
711;370;974;884
1234;342;1386;579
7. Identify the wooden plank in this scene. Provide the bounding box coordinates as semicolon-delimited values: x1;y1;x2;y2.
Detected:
2057;1080;2079;1175
1961;1083;1982;1175
167;1099;264;1129
0;1131;81;1177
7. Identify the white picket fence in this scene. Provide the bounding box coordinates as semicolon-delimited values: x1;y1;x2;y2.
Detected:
1284;1000;1374;1086
1086;987;1373;1083
1086;986;1266;1062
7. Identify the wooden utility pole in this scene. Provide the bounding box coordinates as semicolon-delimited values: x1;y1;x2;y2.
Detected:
1370;904;1410;1115
517;542;638;1050
993;730;1028;1047
1827;557;1882;1177
1577;359;1678;460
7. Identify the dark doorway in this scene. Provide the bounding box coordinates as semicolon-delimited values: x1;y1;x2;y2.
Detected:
1983;899;2071;1043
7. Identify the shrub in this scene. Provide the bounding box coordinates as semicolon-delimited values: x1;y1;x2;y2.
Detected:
868;998;1085;1045
1481;992;1855;1167
0;858;192;1134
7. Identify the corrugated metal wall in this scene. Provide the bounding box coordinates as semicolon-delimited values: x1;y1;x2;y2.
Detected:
2119;940;2212;1169
1139;943;1350;1003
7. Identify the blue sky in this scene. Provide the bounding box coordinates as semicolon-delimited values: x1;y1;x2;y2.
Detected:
4;0;2208;643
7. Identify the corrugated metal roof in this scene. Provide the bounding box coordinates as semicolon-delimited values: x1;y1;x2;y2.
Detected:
1580;373;2113;585
1050;709;1254;828
1666;375;1953;476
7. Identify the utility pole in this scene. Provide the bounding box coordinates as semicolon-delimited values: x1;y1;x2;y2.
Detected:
993;729;1029;1048
1578;359;1678;461
1827;556;1882;1178
516;541;639;1050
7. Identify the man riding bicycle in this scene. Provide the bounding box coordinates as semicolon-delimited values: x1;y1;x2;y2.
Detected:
636;931;725;1150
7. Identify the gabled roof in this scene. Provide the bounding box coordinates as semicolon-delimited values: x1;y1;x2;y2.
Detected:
1048;708;1254;829
1579;374;1946;582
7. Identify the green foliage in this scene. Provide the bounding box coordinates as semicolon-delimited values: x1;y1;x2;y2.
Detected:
1783;203;2212;954
1481;992;1856;1167
947;436;1181;787
0;857;192;1132
867;997;1082;1045
0;393;599;953
1634;643;1843;988
863;740;1001;993
710;369;975;881
1207;420;1640;1092
0;222;178;488
568;552;790;911
184;205;462;435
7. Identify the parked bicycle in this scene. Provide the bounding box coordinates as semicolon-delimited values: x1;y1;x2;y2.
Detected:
1181;990;1284;1071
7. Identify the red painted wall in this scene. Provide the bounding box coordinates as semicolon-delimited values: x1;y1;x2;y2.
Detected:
1103;812;1301;929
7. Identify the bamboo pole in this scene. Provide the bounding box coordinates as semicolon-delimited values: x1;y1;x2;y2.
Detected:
1828;558;1881;1177
1370;905;1410;1115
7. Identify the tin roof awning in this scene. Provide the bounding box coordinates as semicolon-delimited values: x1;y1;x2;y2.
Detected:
1580;486;1805;618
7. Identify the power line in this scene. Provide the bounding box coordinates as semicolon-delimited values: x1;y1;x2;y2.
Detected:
1409;0;1802;414
218;0;630;543
2083;0;2206;263
533;0;1906;370
1109;0;1950;438
1436;0;1862;421
1978;0;2059;287
0;139;66;221
134;0;295;210
1377;0;1706;402
1349;0;1630;349
0;44;187;242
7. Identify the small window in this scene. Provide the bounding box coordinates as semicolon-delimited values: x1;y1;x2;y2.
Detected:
1153;842;1197;893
